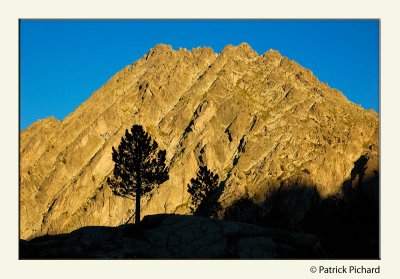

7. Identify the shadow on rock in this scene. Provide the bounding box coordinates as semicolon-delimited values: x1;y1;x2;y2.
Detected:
222;155;379;259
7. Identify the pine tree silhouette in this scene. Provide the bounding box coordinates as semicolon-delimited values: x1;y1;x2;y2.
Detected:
187;165;221;218
107;125;169;224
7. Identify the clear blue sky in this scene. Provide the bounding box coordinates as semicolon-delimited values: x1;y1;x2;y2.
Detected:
20;20;379;130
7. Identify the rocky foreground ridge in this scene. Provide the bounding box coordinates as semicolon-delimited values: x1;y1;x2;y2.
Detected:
20;214;324;259
20;43;379;241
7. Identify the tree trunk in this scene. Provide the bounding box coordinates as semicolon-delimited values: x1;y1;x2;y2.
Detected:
135;177;141;224
135;151;142;224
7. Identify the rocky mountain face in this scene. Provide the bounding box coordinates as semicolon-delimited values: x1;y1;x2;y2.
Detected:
20;43;379;240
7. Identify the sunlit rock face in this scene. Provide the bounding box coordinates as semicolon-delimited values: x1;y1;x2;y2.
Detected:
20;43;379;240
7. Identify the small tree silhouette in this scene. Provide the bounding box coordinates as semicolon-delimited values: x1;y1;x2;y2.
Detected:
187;165;221;218
107;125;169;224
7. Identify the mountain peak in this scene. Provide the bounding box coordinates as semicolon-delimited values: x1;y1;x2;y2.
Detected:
20;43;379;242
263;48;282;58
145;44;175;60
219;42;258;59
237;42;254;50
150;43;173;52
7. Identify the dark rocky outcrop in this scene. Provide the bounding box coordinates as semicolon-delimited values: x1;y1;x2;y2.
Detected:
20;214;325;259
